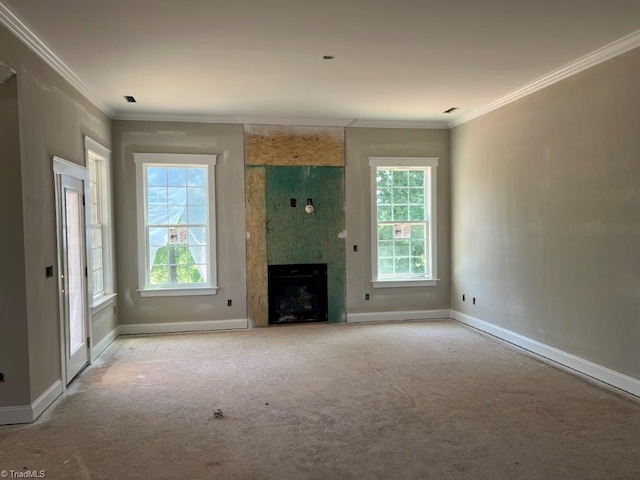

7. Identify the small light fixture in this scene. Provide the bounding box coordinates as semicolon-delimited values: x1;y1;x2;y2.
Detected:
124;95;137;103
443;107;458;114
305;198;314;214
322;55;335;60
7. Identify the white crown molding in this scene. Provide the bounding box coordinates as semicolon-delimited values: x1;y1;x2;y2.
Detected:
0;1;112;116
237;115;353;127
450;28;640;128
113;112;242;124
349;119;449;129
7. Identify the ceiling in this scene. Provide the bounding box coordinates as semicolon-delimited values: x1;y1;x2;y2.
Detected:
2;0;640;126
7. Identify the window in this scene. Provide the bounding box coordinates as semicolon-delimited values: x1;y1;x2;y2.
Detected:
134;153;218;297
369;157;438;288
84;137;116;308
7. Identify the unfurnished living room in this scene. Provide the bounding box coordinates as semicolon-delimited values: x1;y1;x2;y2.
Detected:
1;1;640;479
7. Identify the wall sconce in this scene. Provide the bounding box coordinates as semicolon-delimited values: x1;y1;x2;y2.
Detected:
305;198;314;214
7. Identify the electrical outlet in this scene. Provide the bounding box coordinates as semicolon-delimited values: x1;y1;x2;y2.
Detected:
0;372;5;383
227;299;232;307
353;245;358;252
45;265;53;278
365;293;370;301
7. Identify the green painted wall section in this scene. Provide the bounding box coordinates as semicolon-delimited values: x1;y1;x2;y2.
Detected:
265;166;346;323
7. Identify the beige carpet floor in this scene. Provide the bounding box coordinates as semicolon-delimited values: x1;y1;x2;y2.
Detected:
1;320;639;480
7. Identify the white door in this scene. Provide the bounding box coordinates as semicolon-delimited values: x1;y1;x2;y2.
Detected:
59;174;89;383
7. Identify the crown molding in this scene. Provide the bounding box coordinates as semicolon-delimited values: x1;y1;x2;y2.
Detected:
112;113;450;129
237;115;353;127
349;119;449;129
449;28;640;128
0;1;113;116
112;112;242;124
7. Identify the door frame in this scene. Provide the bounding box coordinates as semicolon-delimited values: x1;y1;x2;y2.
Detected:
53;156;93;390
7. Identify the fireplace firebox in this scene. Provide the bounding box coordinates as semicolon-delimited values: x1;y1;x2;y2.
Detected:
268;264;328;324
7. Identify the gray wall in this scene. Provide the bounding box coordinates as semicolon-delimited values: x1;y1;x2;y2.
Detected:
451;47;640;380
112;121;247;325
0;73;30;407
345;128;450;314
0;23;112;404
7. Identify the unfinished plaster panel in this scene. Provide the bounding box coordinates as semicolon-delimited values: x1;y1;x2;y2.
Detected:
345;128;450;314
112;121;247;326
0;23;112;405
245;166;268;327
0;72;30;406
451;47;640;380
265;166;346;323
245;125;344;166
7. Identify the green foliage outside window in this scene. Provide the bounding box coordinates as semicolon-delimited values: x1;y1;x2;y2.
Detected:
376;167;429;276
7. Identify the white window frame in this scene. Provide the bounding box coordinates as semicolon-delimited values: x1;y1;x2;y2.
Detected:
369;156;438;288
134;153;218;297
84;137;117;312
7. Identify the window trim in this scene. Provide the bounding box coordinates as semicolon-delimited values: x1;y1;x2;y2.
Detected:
368;156;439;288
134;153;218;297
84;136;117;307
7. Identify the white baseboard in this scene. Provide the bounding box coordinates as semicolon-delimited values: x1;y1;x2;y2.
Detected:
347;309;451;323
450;310;640;398
0;379;62;425
118;318;248;335
91;327;119;362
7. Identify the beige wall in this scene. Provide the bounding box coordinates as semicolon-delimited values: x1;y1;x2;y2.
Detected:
0;23;112;404
0;73;30;406
112;121;247;325
451;47;640;380
345;128;450;314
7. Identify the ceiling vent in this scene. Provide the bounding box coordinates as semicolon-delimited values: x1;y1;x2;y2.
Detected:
124;95;137;103
443;107;458;114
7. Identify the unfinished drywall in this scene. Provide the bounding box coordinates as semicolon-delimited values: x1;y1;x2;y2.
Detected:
245;125;344;166
265;166;346;323
244;125;346;326
112;121;247;326
345;128;451;315
0;23;112;407
451;47;640;380
245;166;268;327
0;70;30;407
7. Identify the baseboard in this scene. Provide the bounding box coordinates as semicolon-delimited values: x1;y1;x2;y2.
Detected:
0;379;62;425
118;318;249;335
91;327;119;362
31;379;63;421
347;309;451;323
450;310;640;398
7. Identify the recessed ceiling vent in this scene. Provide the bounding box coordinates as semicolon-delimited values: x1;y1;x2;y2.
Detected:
443;107;458;114
124;95;137;103
322;55;335;60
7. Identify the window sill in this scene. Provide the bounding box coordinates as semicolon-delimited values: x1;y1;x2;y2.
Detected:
372;279;438;288
138;286;219;298
90;293;117;315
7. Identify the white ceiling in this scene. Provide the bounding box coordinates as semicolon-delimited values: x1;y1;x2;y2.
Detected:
2;0;640;125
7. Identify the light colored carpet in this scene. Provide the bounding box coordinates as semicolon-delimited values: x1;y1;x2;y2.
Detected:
1;320;639;480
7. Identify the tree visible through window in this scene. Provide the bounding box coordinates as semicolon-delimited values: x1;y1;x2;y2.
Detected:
369;157;438;287
135;153;218;296
145;165;208;287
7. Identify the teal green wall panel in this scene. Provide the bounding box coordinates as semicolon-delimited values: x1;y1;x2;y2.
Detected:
265;166;346;323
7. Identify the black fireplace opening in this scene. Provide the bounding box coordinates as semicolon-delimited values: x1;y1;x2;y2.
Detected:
268;263;328;325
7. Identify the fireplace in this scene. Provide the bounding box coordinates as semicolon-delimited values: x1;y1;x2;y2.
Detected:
268;263;328;324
